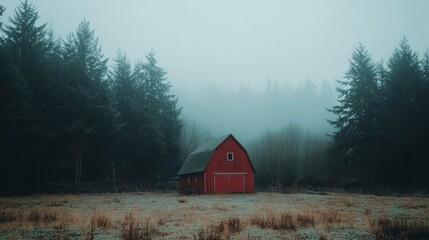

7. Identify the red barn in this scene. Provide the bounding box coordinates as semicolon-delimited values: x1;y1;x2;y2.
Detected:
177;134;255;194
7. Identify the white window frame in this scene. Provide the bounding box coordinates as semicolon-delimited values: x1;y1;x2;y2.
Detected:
227;152;234;161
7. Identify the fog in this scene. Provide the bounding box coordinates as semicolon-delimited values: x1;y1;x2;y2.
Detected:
179;79;336;141
2;0;429;141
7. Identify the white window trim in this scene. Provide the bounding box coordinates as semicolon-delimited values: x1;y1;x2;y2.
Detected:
227;152;234;161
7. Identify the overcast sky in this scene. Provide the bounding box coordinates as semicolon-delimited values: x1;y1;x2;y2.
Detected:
2;0;429;140
2;0;428;91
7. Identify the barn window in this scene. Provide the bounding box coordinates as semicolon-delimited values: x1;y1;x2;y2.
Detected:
227;152;234;161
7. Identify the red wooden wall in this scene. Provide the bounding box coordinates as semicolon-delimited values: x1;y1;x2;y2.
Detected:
204;137;254;193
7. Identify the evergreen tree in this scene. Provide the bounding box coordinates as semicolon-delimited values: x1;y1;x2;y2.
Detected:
328;44;381;184
0;5;4;28
111;51;140;180
0;30;32;190
134;52;182;178
2;0;54;189
61;20;117;184
419;50;429;187
385;38;424;187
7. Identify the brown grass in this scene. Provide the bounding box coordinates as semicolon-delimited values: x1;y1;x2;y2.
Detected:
249;212;296;230
120;213;159;240
212;202;229;211
0;209;23;223
195;217;243;240
0;192;427;239
296;213;315;228
90;212;113;229
0;208;77;229
371;216;429;240
248;209;350;232
27;209;58;224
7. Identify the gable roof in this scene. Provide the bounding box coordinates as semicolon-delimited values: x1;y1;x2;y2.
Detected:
177;134;255;176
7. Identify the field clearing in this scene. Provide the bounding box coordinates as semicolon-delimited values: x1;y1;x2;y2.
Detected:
0;192;428;239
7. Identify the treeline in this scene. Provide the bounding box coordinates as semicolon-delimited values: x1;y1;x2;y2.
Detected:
179;76;335;141
249;40;429;190
1;1;427;193
0;1;181;192
249;124;329;186
328;41;429;189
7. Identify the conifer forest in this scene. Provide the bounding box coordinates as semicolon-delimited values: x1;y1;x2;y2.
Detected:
1;1;428;194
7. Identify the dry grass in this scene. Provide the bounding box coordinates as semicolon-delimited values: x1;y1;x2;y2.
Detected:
0;192;427;239
371;216;429;240
120;213;159;240
0;208;75;229
317;208;348;230
90;212;113;229
195;216;243;240
296;213;315;228
212;202;229;211
0;208;23;223
249;212;296;230
27;209;58;225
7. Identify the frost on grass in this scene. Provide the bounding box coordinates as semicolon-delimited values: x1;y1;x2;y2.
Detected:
0;192;427;239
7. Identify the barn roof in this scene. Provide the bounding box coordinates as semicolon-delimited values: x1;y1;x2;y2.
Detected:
177;134;256;176
177;135;230;176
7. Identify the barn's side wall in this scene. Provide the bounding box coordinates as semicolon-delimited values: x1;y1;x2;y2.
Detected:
179;173;205;194
204;137;254;193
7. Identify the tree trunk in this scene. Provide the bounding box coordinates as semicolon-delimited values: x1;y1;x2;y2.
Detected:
36;158;41;189
75;138;83;184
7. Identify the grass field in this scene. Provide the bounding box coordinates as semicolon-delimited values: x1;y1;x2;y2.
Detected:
0;192;428;239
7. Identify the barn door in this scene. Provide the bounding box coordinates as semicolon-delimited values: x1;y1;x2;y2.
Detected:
213;174;245;193
230;174;245;193
214;175;229;193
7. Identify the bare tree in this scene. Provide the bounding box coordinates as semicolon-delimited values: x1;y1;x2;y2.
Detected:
179;120;211;163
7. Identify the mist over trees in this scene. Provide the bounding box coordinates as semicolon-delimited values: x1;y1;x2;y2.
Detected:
0;1;181;192
249;124;329;186
249;40;429;189
1;1;428;193
177;78;336;142
328;39;429;188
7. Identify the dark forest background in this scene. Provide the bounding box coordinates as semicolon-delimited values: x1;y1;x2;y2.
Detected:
1;2;428;194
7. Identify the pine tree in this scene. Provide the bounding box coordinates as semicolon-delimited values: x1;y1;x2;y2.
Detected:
2;0;55;189
385;38;424;187
61;20;117;184
418;50;429;187
134;52;182;177
0;5;4;28
328;44;381;184
111;51;140;180
0;36;32;190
